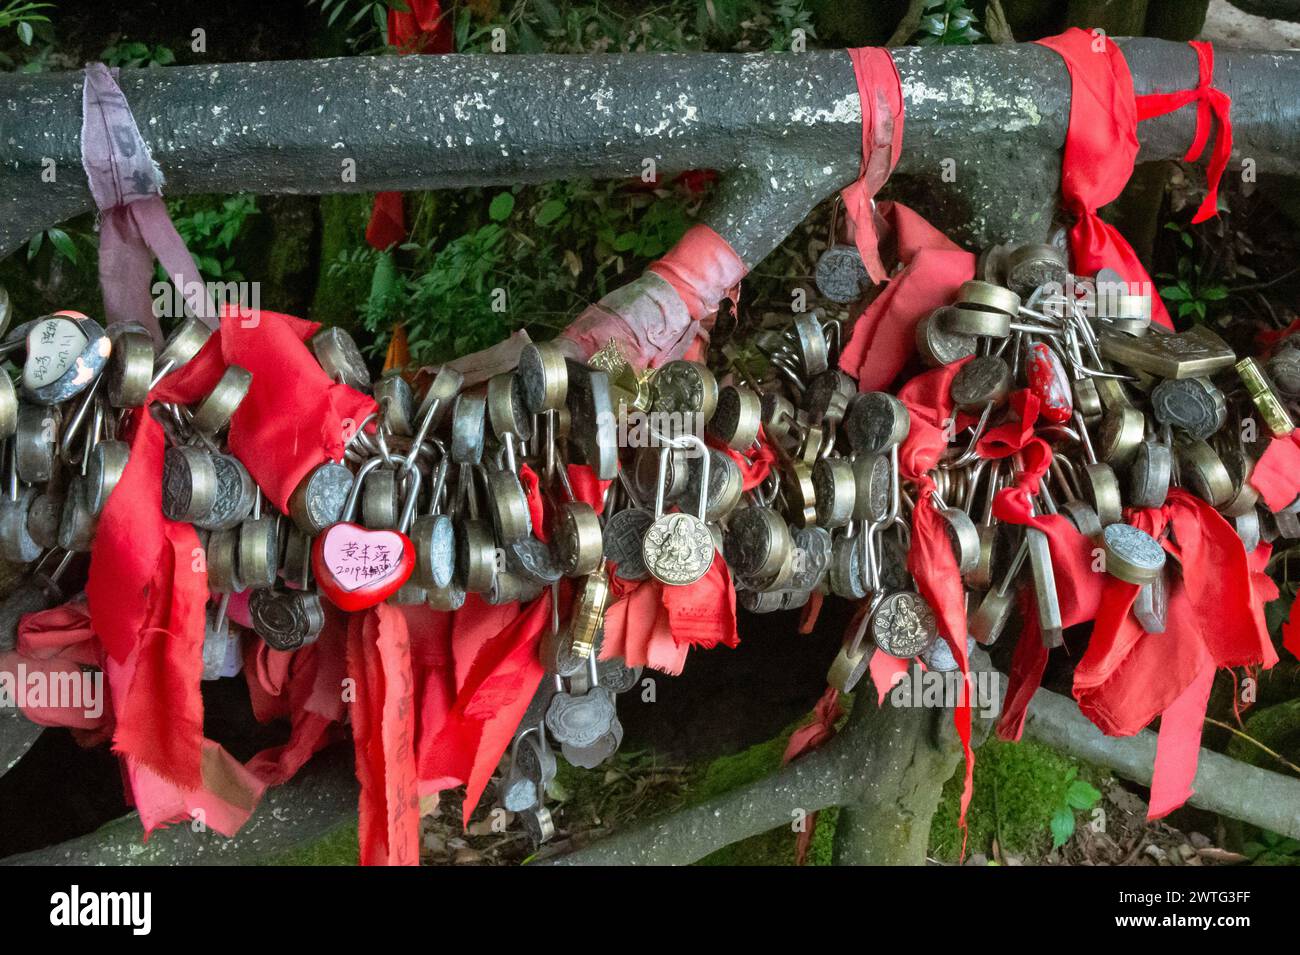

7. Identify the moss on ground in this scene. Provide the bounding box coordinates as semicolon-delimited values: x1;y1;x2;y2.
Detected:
263;822;359;866
310;193;374;330
930;736;1110;861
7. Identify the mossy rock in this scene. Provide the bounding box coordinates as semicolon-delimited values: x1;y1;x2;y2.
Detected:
1228;699;1300;771
263;822;358;866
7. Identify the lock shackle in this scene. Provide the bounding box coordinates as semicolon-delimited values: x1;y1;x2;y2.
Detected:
396;458;422;534
340;455;384;522
651;433;709;522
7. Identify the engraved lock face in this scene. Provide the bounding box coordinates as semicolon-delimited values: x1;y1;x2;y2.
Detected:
801;370;855;424
790;525;833;592
1102;522;1166;585
311;326;372;393
871;591;938;659
249;588;326;651
412;472;457;592
844;392;910;455
517;341;569;415
1152;377;1226;441
642;442;715;586
162;446;218;523
815;244;869;304
950;355;1012;413
916;309;977;368
1100;324;1236;380
724;505;790;583
289;462;354;536
812;457;855;530
603;506;653;581
311;456;416;610
1005;243;1067;297
650;360;717;422
21;312;111;406
374;372;415;437
707;385;761;451
194;452;255;531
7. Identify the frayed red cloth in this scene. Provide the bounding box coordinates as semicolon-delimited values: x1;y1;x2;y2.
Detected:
86;308;374;795
839;203;976;392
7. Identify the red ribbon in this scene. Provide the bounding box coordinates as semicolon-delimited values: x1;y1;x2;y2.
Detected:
1135;41;1232;225
841;47;905;284
1037;29;1172;329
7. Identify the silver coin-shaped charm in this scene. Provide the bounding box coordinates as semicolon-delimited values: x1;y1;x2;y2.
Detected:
509;537;563;585
643;513;714;586
651;360;717;420
815;244;869;304
562;718;623;770
916;310;978;368
871;591;938;659
950;355;1012;411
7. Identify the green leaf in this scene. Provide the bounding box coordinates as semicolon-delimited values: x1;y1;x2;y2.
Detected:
1065;780;1102;810
488;192;515;221
1201;286;1228;301
1178;301;1197;318
1161;285;1190;302
1050;808;1076;849
535;198;567;226
47;228;78;263
613;231;639;252
17;20;32;45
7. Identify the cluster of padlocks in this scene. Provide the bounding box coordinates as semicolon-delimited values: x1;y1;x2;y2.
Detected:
0;229;1292;843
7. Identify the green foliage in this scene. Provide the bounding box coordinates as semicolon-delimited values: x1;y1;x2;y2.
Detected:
1049;769;1103;850
914;0;983;46
101;39;176;68
1244;830;1300;866
1157;222;1230;323
165;195;260;283
339;179;700;365
308;0;407;52
26;226;92;270
0;0;51;46
931;737;1109;860
454;0;815;54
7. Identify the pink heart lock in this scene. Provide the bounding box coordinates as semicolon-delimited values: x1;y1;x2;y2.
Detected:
312;522;415;612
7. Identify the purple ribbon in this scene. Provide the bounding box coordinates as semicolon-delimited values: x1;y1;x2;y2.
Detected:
80;63;215;343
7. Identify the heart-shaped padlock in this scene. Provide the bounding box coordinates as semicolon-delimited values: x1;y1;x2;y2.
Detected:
312;455;418;611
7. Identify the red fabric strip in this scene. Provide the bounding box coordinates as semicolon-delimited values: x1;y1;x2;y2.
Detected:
1135;41;1232;225
1036;29;1172;329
